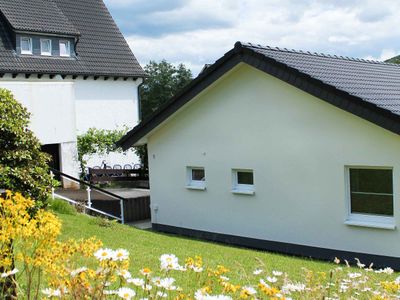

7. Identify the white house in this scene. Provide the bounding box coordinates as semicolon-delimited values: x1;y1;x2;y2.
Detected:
0;0;145;184
118;42;400;268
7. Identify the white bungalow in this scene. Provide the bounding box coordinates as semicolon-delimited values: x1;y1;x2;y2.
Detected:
118;42;400;268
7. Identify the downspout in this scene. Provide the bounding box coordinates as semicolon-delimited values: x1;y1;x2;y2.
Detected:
74;36;80;56
137;78;144;122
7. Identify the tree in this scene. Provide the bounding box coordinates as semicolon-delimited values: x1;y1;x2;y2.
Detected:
385;55;400;64
140;60;192;120
0;88;53;208
135;60;193;166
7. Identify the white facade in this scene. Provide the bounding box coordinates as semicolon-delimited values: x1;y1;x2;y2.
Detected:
74;77;142;168
146;63;400;258
0;74;141;179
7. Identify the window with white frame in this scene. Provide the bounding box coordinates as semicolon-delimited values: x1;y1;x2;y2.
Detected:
346;167;394;228
20;37;32;54
59;40;70;57
186;167;206;190
40;39;52;56
232;169;254;194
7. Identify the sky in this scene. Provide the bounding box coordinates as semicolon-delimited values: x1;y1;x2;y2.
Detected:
104;0;400;75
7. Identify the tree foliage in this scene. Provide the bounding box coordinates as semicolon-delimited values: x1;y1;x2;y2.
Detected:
385;55;400;64
0;88;53;207
140;60;192;121
135;60;193;166
77;127;128;173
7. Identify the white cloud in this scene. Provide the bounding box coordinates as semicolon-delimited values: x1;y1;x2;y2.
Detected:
364;49;400;62
120;0;400;75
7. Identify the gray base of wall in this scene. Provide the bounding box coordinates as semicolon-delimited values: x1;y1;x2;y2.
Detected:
152;223;400;270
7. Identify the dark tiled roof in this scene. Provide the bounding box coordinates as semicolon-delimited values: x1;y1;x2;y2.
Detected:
0;0;79;36
117;42;400;149
0;0;145;77
243;43;400;116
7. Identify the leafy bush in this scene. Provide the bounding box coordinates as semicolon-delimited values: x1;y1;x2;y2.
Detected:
48;198;77;215
0;88;54;207
77;127;128;175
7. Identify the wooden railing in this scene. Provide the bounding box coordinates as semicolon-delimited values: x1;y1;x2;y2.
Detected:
88;168;149;187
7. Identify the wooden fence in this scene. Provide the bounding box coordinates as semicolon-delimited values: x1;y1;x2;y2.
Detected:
88;168;149;188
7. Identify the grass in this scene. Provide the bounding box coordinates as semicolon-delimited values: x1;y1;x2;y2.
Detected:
48;198;77;215
57;212;342;284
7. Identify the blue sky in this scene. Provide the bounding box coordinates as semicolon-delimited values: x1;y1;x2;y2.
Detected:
104;0;400;75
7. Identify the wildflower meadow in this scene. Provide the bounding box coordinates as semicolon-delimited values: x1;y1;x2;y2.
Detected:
1;191;400;299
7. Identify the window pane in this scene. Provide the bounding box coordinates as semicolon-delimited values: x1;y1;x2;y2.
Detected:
351;193;393;216
21;38;31;52
192;169;205;181
237;171;253;185
350;169;392;194
60;41;70;56
349;168;393;216
41;40;51;53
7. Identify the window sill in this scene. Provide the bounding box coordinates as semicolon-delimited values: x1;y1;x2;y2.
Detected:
185;185;206;191
231;189;255;195
345;219;396;230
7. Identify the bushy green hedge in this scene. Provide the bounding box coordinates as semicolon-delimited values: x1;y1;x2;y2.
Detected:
0;88;54;207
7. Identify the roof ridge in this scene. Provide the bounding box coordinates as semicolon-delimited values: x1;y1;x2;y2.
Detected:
240;42;400;67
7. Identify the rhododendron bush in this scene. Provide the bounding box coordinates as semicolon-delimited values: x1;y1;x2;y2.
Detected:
1;191;400;299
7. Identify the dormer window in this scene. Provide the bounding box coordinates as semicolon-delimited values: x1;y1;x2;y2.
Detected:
59;40;70;57
40;39;52;56
20;37;32;54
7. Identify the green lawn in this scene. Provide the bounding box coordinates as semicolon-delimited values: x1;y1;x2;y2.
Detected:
58;212;340;281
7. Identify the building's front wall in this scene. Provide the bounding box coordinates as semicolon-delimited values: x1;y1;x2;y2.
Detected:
0;75;141;178
147;63;400;258
74;78;142;167
0;74;76;144
0;74;79;182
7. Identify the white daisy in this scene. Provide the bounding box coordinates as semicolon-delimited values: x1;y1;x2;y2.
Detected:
272;270;283;276
42;288;62;297
160;254;180;271
113;249;129;261
241;286;257;295
266;276;278;283
70;267;87;277
253;269;263;275
117;270;132;279
117;287;136;299
94;248;114;261
1;268;19;278
128;278;145;286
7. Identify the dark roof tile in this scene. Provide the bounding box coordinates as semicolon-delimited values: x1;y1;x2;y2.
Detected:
242;42;400;116
0;0;145;77
0;0;79;36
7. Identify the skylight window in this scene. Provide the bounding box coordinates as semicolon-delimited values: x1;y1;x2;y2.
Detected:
40;39;52;56
59;40;70;57
20;37;32;55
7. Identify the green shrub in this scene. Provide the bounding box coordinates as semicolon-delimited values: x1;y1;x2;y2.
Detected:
0;88;55;208
89;216;117;228
48;198;77;215
77;127;128;175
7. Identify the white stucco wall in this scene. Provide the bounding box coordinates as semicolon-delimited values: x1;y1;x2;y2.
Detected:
0;75;76;144
147;63;400;258
0;75;80;179
74;78;141;167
